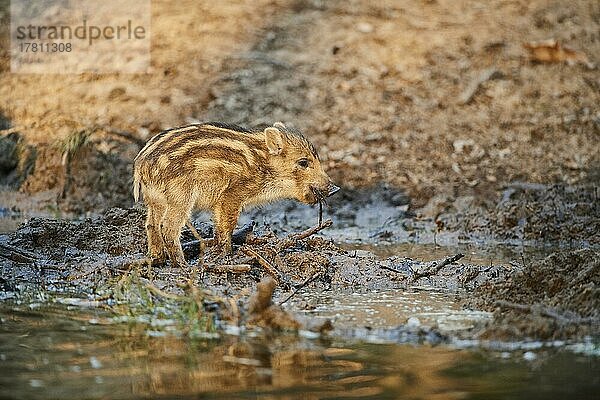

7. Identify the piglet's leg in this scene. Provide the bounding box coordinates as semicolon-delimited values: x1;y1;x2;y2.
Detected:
213;203;241;254
160;205;188;268
146;200;167;265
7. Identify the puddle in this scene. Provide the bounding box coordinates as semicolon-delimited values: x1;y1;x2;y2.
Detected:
0;303;598;399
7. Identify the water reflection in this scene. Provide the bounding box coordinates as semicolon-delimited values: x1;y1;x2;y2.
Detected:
0;304;598;399
299;289;492;337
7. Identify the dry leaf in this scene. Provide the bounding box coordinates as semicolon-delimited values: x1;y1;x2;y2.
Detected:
523;39;595;69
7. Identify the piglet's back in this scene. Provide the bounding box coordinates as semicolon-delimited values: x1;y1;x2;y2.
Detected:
134;123;272;197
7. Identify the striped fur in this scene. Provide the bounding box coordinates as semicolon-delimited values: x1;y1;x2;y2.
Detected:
133;122;335;267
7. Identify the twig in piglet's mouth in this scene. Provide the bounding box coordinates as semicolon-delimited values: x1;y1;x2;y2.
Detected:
310;187;328;226
319;200;323;226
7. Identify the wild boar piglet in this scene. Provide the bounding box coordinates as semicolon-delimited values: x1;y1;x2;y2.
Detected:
133;122;339;267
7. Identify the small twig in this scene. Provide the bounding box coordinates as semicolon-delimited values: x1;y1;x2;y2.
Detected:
410;253;465;282
380;265;409;276
241;247;285;284
495;300;599;325
318;201;323;226
204;264;251;274
139;277;186;301
279;271;322;306
276;219;333;252
290;219;333;241
97;126;146;146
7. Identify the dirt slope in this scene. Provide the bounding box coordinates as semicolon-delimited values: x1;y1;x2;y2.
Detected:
0;0;598;215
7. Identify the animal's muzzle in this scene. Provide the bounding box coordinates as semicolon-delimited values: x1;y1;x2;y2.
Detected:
327;183;340;197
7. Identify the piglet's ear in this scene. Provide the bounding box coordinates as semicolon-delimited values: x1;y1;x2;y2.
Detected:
273;122;287;130
264;127;285;155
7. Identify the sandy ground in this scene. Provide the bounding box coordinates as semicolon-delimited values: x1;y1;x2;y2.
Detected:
0;0;598;213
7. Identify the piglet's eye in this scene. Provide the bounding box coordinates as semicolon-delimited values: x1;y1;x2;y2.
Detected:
297;158;309;168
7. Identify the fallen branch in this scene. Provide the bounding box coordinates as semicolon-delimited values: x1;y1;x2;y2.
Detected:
410;253;465;282
276;219;333;252
241;247;287;286
495;300;599;325
290;219;333;241
380;264;410;277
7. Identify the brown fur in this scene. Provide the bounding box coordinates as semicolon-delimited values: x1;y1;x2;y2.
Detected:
133;122;337;267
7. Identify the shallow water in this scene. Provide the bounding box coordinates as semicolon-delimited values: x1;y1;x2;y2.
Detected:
1;302;598;399
299;289;491;335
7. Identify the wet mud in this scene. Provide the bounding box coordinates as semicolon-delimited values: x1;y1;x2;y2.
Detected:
438;182;600;246
1;202;598;344
467;248;599;341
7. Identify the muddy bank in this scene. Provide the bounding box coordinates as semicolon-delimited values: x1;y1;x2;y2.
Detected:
429;182;600;246
1;207;598;344
240;181;600;248
466;248;599;341
0;207;503;333
0;129;139;214
0;207;505;295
